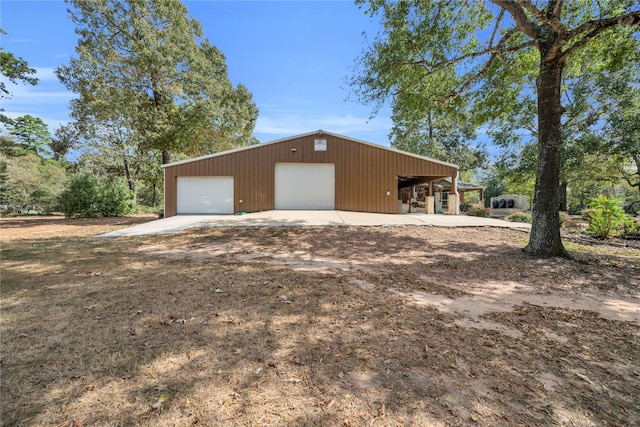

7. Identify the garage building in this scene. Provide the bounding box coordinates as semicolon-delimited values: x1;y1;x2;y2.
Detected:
162;130;459;217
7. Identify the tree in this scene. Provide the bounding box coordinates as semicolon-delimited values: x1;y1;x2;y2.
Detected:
0;152;67;213
6;115;51;157
50;123;80;161
352;0;640;257
598;63;640;207
56;0;258;166
390;109;487;173
487;68;624;212
0;29;38;98
0;28;38;123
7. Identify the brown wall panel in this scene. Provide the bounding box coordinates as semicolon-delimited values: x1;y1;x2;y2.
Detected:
163;132;457;217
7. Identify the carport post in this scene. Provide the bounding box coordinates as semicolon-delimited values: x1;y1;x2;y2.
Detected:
453;173;460;215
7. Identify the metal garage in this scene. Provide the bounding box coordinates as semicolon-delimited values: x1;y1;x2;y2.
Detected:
162;130;459;217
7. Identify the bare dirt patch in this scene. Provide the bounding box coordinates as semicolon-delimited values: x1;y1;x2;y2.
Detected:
1;219;639;426
0;215;157;240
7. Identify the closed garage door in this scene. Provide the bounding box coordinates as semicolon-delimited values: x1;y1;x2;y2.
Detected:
275;163;335;209
177;176;234;214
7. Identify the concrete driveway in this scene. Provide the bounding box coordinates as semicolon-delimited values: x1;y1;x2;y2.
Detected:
97;210;530;237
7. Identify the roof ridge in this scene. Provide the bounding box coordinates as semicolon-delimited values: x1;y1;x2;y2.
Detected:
162;130;459;169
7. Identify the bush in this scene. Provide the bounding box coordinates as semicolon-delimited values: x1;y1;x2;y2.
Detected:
466;206;490;217
506;211;532;223
58;174;102;218
583;195;635;238
58;175;132;218
100;177;132;217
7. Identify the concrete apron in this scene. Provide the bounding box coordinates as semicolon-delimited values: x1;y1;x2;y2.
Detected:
96;210;531;238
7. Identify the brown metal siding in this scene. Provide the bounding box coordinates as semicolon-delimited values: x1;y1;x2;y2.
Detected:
163;133;457;217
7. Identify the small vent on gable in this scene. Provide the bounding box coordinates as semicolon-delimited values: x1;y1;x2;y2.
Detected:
314;139;327;151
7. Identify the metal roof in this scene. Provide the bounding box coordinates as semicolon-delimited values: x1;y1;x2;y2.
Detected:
162;130;459;169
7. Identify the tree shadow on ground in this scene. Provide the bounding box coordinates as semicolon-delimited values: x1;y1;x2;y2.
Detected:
1;227;638;426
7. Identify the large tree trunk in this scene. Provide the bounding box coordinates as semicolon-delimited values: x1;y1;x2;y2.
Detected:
524;46;568;257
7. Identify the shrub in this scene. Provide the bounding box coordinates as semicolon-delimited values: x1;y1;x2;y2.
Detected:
100;177;132;217
460;202;472;213
58;175;132;218
58;174;102;218
583;195;635;238
466;206;490;217
506;211;532;223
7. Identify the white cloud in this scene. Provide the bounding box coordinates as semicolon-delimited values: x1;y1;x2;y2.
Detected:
255;113;392;138
1;72;74;125
34;67;61;82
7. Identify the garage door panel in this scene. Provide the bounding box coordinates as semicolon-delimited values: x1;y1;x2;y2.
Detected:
177;177;234;214
275;163;335;210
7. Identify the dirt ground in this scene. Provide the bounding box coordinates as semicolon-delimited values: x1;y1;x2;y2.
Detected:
1;216;639;426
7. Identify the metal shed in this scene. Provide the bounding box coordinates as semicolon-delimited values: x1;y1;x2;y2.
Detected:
162;130;459;217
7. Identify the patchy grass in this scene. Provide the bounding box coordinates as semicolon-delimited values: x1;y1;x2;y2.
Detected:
1;217;639;426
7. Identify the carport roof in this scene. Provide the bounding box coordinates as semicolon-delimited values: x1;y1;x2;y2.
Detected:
162;130;459;170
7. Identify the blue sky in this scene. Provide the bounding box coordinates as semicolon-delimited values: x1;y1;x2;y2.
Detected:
0;0;394;145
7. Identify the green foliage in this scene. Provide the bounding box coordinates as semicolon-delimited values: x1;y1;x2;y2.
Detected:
506;212;532;223
478;168;507;208
0;152;67;214
351;0;640;257
50;124;80;161
58;175;132;218
0;28;39;124
583;196;634;238
1;135;24;157
57;0;258;166
58;174;102;218
598;63;640;197
0;28;38;99
100;177;132;217
6;115;51;157
391;109;487;173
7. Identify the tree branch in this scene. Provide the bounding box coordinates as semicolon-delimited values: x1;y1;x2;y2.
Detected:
412;28;521;75
515;0;546;23
515;0;567;36
550;11;640;63
490;0;538;39
448;53;500;100
565;11;640;41
549;0;563;20
489;9;505;48
394;35;535;102
448;40;537;100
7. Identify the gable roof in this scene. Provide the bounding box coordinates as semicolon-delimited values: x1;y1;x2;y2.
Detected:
162;130;459;169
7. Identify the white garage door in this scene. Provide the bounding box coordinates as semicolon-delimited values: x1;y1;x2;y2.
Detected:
275;163;335;209
177;176;234;214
